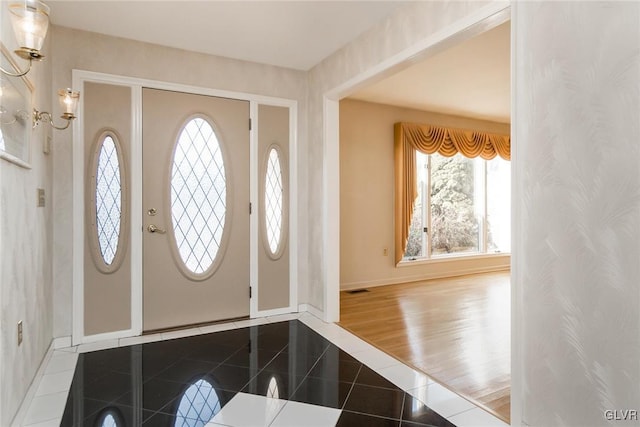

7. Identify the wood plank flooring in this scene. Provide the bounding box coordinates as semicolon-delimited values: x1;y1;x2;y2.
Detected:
339;271;511;423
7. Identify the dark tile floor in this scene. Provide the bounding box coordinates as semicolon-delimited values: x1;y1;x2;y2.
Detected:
60;320;454;426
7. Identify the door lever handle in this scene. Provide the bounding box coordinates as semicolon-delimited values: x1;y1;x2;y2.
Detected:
147;224;167;234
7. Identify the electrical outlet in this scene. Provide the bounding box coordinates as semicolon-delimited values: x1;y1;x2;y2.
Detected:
383;247;388;256
17;321;23;346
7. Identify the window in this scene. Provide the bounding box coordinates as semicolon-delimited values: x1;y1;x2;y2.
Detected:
171;117;227;276
175;379;221;426
95;135;122;266
264;146;284;256
404;152;510;260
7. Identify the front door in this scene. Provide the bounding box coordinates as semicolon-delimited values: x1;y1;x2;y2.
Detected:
142;88;250;331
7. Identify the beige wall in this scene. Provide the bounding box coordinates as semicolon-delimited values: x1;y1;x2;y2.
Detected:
0;7;54;426
50;26;309;338
339;99;510;289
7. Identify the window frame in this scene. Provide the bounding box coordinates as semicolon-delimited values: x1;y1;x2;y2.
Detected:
88;129;129;274
402;152;510;263
167;114;233;281
260;143;288;260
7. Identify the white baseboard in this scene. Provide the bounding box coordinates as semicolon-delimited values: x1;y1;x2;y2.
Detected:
340;265;510;291
254;306;298;318
298;303;324;320
11;340;56;427
53;336;72;349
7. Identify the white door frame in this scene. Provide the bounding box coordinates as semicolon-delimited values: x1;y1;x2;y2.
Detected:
320;1;516;424
72;70;298;345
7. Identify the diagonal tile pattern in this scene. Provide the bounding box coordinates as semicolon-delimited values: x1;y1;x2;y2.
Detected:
19;315;508;427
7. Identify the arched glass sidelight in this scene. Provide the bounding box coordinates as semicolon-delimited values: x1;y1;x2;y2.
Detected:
175;379;221;426
95;135;122;265
264;147;283;255
171;117;227;275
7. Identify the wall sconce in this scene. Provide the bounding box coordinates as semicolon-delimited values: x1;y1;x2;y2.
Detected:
0;0;50;78
33;89;80;130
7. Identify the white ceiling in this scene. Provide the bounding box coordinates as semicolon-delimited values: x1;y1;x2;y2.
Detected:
46;2;509;122
47;1;403;71
349;21;511;123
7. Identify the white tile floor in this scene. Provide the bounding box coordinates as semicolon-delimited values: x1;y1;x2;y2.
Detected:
15;311;509;427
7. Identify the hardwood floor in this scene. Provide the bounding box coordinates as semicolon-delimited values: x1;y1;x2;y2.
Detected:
339;271;511;423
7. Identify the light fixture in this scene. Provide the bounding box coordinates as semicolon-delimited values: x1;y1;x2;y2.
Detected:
0;0;50;78
33;89;80;130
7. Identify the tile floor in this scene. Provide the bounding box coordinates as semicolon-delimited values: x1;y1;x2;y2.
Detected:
17;313;509;427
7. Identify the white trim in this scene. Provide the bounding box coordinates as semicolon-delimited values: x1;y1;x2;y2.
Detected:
510;2;521;426
72;70;84;346
72;70;300;344
341;265;510;292
254;306;297;318
397;253;510;268
250;100;259;318
298;303;324;320
288;102;299;313
323;97;340;323
131;85;143;337
53;336;72;349
252;99;299;319
80;328;137;344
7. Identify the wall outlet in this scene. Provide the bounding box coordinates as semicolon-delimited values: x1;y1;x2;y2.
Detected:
17;321;23;346
383;247;388;256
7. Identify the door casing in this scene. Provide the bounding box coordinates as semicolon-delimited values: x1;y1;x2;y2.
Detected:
72;71;298;345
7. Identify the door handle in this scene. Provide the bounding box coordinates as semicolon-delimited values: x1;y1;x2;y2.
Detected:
147;224;167;234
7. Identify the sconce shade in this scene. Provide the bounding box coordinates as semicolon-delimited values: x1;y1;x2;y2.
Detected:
58;88;79;118
9;0;50;59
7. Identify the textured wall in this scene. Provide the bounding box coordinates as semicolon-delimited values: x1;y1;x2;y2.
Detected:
307;1;493;310
50;26;309;338
340;99;510;289
0;7;54;426
514;2;640;426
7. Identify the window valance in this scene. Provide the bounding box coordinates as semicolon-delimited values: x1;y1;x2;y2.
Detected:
394;122;510;264
394;122;510;161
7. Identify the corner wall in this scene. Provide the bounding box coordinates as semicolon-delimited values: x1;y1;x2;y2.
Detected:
340;99;510;290
0;8;54;426
513;2;640;425
50;26;309;338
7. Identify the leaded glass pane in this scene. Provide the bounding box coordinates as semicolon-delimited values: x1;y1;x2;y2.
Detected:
265;148;283;254
101;414;117;427
175;379;221;427
171;118;226;274
96;136;122;265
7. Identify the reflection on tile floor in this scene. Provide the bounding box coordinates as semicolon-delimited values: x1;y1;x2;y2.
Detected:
59;320;456;426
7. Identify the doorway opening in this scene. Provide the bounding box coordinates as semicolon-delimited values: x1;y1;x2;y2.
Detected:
325;8;512;425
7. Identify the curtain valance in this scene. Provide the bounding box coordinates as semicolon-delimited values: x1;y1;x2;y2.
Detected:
394;122;510;264
395;122;510;161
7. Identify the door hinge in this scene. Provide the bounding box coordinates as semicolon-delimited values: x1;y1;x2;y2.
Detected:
423;227;428;233
249;286;252;298
249;202;252;214
249;118;252;131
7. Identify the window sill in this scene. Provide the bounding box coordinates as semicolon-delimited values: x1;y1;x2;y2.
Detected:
397;252;510;268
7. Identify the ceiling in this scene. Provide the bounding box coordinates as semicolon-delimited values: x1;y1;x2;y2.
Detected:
46;2;509;123
47;1;403;71
349;21;511;123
